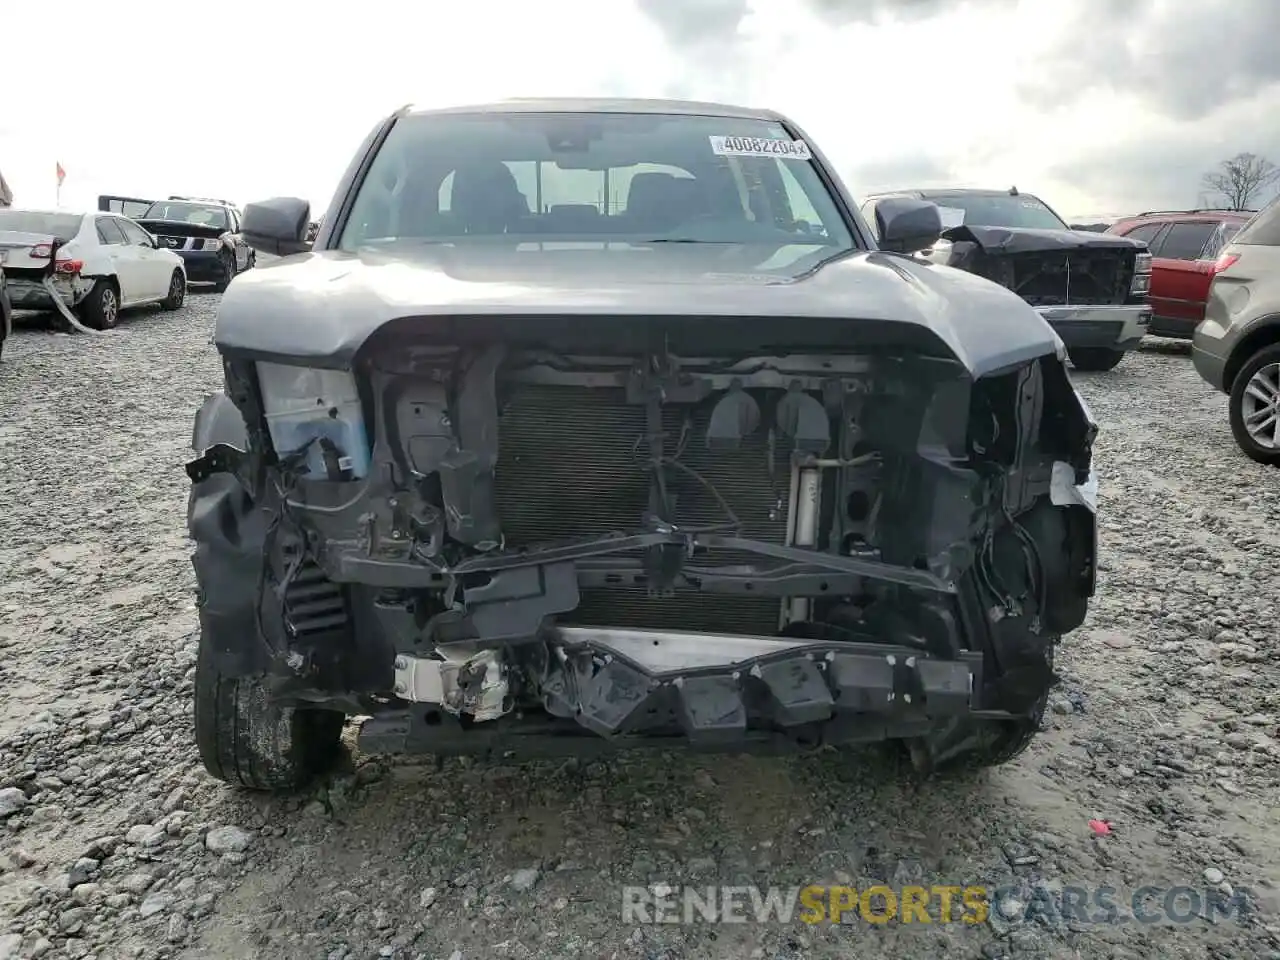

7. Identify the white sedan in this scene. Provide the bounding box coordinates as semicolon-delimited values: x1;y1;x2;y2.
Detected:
0;208;187;329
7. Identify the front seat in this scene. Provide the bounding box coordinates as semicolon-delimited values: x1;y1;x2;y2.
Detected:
626;172;708;236
451;162;529;235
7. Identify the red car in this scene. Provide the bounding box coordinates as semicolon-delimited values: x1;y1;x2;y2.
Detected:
1106;209;1255;338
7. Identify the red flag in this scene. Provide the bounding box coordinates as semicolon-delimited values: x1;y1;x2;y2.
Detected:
56;162;66;186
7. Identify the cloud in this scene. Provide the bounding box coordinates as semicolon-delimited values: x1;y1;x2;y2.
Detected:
634;0;750;48
1020;0;1280;122
631;0;1280;214
803;0;1014;25
2;0;1278;219
851;155;956;194
1049;97;1280;213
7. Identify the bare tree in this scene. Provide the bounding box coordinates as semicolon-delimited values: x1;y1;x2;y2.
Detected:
1201;153;1280;211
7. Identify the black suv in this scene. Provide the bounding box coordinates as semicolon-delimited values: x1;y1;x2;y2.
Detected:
98;194;255;291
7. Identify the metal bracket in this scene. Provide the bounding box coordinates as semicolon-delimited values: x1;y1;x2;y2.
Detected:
392;654;446;704
185;443;247;483
393;649;510;722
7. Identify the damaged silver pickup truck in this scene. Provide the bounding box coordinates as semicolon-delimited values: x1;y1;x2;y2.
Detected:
860;188;1153;372
186;98;1100;791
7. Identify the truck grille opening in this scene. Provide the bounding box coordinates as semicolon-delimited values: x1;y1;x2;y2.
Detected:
493;383;791;635
981;250;1135;307
283;562;351;638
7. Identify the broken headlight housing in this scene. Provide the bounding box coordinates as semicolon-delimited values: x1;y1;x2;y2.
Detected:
256;361;371;480
1130;251;1153;296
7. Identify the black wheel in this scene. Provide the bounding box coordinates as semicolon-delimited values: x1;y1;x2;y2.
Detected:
160;269;186;311
213;249;236;293
1228;343;1280;466
79;279;120;330
193;637;345;791
901;645;1056;776
1067;347;1125;372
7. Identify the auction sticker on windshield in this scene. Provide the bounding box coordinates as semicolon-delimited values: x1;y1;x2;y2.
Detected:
710;136;812;160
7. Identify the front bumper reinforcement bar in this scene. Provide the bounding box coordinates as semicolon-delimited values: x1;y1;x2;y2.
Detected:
358;626;992;757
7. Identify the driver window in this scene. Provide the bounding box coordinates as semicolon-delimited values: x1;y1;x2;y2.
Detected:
345;145;408;243
777;163;824;235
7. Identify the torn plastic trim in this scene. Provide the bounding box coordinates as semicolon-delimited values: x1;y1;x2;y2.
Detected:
41;275;103;336
1050;461;1097;513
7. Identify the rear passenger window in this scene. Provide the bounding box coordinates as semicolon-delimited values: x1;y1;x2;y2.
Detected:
117;219;152;246
96;218;126;245
1157;221;1218;260
1200;221;1241;261
1121;222;1164;248
1234;198;1280;246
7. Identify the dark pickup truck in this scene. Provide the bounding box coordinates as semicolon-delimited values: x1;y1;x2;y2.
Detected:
184;99;1099;792
861;187;1153;371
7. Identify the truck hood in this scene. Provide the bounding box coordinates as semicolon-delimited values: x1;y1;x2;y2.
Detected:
941;224;1143;254
136;219;225;240
214;240;1063;378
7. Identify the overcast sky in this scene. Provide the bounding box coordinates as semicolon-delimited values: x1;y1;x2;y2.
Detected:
2;0;1276;222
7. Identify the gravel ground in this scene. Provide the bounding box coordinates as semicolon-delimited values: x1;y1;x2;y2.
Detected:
0;298;1278;960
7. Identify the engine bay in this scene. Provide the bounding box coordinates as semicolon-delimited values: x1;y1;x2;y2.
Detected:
184;326;1097;744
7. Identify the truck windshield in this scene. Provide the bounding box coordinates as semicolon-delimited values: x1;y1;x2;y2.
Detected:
142;201;229;229
338;111;855;251
931;193;1069;231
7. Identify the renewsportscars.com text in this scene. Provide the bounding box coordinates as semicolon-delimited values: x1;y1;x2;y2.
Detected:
622;883;1255;927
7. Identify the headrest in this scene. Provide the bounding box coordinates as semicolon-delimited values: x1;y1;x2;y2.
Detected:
626;172;684;211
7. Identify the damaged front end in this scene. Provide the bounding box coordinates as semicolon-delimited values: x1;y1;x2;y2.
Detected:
938;225;1152;354
188;315;1098;764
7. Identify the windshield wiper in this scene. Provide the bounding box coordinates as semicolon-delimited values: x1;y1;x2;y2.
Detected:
637;237;731;244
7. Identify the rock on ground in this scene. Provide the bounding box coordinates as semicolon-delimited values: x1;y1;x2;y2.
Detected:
0;310;1277;960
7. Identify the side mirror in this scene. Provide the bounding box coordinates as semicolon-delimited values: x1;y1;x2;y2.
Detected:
876;198;943;255
241;197;313;256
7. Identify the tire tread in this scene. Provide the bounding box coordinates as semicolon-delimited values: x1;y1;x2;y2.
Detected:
193;640;342;792
1067;347;1125;372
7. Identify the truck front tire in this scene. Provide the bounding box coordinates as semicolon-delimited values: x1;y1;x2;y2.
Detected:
193;637;345;791
1068;347;1125;372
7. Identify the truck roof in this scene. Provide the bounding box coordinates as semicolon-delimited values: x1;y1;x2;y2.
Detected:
403;97;784;122
863;187;1036;200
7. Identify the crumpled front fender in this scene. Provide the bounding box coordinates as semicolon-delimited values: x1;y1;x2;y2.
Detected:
192;391;248;453
188;391;276;678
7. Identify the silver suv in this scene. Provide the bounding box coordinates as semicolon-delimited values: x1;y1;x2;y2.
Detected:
1191;196;1280;463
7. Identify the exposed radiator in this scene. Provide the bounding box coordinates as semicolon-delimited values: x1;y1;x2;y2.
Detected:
493;384;792;635
984;250;1135;307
